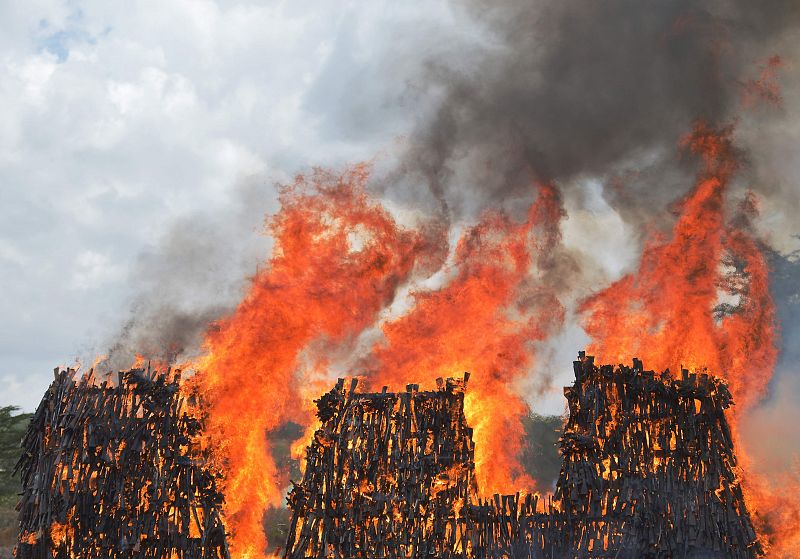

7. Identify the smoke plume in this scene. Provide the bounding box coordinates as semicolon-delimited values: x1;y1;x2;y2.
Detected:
100;178;275;373
100;1;800;374
393;0;800;228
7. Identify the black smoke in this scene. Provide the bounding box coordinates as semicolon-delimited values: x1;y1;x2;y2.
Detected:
393;0;800;226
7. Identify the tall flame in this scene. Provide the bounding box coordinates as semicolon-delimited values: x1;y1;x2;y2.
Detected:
193;170;566;556
581;123;775;410
192;166;441;558
365;184;565;494
191;123;797;558
580;123;798;557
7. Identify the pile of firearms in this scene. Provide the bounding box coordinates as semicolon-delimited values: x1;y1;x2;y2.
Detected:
284;376;477;558
284;354;763;559
13;353;762;559
14;367;229;559
551;353;760;558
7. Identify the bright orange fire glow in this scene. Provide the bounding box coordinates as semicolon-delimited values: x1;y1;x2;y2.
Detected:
192;169;566;556
191;123;796;557
580;122;798;557
365;184;565;494
581;123;775;411
191;166;442;558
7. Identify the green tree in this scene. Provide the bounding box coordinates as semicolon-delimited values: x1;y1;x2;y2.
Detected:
520;412;564;492
0;406;31;507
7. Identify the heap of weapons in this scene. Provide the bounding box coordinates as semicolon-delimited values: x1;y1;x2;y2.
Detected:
13;353;762;559
14;367;229;559
284;354;763;559
285;376;477;558
550;353;760;558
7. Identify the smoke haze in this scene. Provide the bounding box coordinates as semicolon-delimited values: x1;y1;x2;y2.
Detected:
395;1;799;218
97;0;800;415
6;0;798;503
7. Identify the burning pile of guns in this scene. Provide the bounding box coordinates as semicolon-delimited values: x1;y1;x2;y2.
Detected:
284;355;762;559
13;353;762;558
14;367;229;559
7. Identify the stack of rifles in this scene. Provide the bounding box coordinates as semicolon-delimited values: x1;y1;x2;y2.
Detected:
14;367;229;559
13;353;763;559
284;355;763;559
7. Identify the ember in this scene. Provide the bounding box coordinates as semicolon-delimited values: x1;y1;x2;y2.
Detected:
14;367;229;559
284;375;476;558
284;354;761;559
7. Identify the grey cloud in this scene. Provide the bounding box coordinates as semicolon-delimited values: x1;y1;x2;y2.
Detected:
2;0;444;409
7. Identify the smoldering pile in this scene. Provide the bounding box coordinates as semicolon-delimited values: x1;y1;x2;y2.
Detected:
14;367;229;559
283;354;761;559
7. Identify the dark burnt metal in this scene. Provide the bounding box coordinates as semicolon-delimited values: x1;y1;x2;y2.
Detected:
284;355;762;559
14;367;229;559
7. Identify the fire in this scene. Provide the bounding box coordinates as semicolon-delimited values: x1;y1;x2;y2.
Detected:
580;122;798;557
192;165;442;557
581;123;775;410
192;170;565;556
365;184;565;494
190;122;796;556
742;55;785;108
49;512;71;549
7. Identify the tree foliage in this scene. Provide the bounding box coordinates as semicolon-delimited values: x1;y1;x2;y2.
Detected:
520;412;564;492
0;406;31;507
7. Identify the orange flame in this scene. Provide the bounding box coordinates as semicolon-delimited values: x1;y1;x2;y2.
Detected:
365;184;565;494
580;122;798;557
193;169;566;556
581;123;775;410
192;166;441;558
192;123;797;557
742;55;784;108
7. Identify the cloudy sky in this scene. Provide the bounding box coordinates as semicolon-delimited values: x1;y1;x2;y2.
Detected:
2;0;799;430
0;0;480;409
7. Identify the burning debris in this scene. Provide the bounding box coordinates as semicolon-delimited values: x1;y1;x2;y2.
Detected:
284;376;477;558
11;353;764;558
14;367;229;559
284;354;761;559
553;353;760;558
